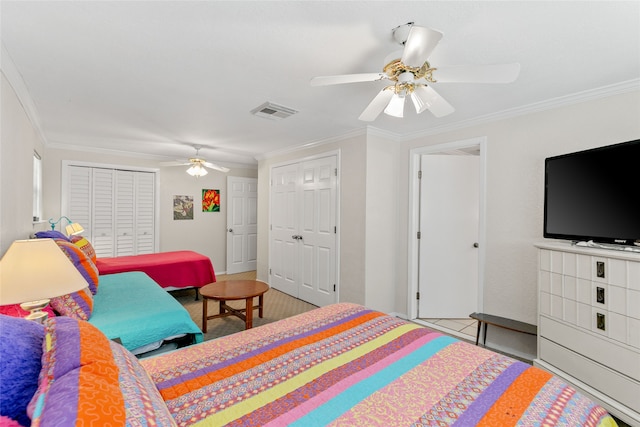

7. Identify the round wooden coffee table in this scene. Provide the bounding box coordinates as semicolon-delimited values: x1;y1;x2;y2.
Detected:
200;280;269;332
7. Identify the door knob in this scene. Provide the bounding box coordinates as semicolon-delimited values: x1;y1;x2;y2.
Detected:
228;228;233;233
473;242;479;248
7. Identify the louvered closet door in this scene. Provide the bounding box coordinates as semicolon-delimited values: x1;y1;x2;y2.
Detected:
64;164;156;258
67;166;92;238
91;169;116;257
135;172;155;254
115;171;135;256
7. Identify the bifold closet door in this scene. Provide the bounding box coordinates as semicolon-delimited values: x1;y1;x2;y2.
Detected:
64;165;155;257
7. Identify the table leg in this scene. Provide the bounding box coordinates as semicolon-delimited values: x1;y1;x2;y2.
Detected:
483;323;488;346
245;297;253;329
475;321;481;346
258;294;264;318
202;297;208;333
219;300;225;315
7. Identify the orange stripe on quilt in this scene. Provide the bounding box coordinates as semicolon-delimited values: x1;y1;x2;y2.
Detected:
160;310;384;400
475;366;552;427
75;321;126;426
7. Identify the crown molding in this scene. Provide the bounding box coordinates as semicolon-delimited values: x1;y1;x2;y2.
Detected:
256;127;367;161
259;79;640;156
47;140;258;170
397;79;640;142
1;43;48;146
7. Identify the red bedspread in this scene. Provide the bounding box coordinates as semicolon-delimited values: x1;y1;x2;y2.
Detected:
96;250;216;289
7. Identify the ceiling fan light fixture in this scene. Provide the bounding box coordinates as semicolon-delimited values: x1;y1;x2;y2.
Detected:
411;85;436;114
186;163;208;177
384;93;405;118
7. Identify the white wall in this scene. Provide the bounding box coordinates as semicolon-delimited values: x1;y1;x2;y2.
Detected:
0;73;46;254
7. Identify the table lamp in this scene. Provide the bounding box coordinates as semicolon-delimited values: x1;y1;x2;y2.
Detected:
48;216;84;236
0;239;88;323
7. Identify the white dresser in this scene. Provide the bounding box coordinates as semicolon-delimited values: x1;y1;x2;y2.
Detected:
534;242;640;426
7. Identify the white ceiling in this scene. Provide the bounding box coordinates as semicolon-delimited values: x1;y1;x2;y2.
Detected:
2;1;639;168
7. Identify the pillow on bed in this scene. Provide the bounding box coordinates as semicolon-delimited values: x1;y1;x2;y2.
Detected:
0;315;44;427
28;317;176;427
54;239;99;294
0;303;55;319
49;286;94;321
34;230;70;241
69;235;97;264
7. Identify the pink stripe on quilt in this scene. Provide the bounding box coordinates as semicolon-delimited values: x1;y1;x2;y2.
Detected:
263;330;442;427
333;341;496;426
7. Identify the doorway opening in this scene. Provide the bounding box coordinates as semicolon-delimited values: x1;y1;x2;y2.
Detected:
407;137;487;340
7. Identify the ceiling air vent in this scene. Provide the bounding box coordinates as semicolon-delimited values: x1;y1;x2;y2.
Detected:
251;102;298;120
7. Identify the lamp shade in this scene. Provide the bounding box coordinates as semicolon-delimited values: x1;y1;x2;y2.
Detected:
0;239;87;305
65;222;84;236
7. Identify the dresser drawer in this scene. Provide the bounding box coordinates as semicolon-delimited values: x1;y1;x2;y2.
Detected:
540;316;640;381
539;337;640;412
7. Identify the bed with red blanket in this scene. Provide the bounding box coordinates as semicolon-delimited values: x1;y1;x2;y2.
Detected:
95;250;216;291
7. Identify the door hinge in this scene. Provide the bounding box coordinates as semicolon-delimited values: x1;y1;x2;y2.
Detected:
269;268;272;275
334;226;337;234
333;284;336;292
418;170;422;179
417;231;421;239
335;168;338;176
416;291;420;300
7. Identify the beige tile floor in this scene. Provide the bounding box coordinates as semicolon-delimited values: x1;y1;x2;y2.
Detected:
419;317;478;341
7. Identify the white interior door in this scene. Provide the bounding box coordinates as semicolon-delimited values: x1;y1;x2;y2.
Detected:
269;155;338;307
270;164;299;297
226;177;257;274
297;156;337;307
418;154;479;318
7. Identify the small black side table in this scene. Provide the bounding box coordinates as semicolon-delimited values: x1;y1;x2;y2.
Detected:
469;312;537;346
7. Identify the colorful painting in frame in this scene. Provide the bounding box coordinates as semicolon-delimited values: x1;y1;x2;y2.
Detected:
173;195;194;220
202;189;220;212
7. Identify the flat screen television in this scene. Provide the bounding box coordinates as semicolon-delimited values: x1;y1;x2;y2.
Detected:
543;139;640;249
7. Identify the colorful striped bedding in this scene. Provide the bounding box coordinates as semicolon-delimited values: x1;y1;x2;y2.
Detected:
141;303;618;427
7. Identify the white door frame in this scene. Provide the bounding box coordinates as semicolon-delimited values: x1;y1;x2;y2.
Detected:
407;137;487;320
268;150;341;303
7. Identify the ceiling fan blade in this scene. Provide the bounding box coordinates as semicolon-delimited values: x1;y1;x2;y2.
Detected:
434;63;521;83
413;86;455;118
310;73;387;86
159;160;190;166
401;26;443;67
358;89;395;121
203;161;230;173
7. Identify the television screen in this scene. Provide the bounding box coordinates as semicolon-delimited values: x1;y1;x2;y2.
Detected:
543;139;640;247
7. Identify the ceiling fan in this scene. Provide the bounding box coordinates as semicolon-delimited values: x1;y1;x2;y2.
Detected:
310;22;521;121
160;145;230;177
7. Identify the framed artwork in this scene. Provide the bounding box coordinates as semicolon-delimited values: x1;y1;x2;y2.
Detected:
202;189;220;212
173;195;194;220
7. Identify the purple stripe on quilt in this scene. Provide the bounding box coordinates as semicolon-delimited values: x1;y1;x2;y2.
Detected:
227;327;433;427
453;360;529;426
51;320;82;379
157;309;375;390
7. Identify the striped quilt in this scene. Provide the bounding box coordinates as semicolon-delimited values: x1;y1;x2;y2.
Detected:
141;303;618;427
